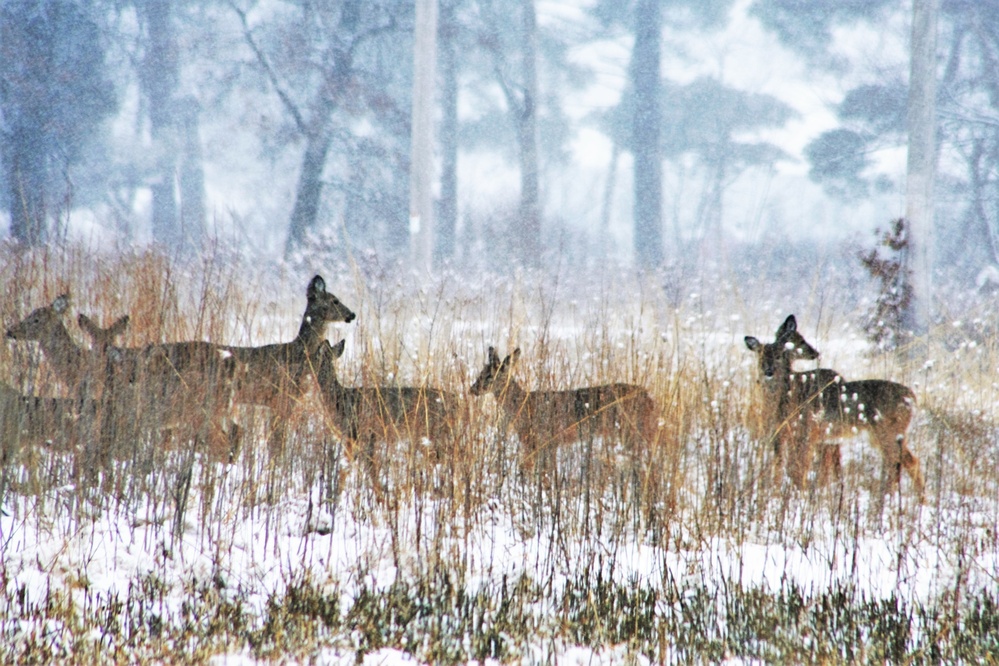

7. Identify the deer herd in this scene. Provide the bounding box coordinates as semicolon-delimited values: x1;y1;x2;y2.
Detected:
2;276;925;498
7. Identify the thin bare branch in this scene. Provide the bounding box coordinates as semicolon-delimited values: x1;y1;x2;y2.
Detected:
229;1;309;135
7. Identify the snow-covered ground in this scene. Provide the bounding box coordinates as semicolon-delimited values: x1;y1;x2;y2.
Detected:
2;262;998;662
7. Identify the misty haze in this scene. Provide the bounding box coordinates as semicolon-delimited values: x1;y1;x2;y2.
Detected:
1;0;998;662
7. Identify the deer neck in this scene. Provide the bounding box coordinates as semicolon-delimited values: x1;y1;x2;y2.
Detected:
315;350;346;402
324;366;347;405
42;322;87;380
494;378;528;414
295;311;328;354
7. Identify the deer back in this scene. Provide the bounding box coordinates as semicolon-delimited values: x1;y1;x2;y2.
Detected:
78;314;235;405
806;375;916;440
519;382;656;447
316;340;457;448
471;346;656;453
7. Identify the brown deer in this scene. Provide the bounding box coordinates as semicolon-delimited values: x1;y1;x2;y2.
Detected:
314;339;459;462
78;311;244;458
470;347;657;471
0;381;95;462
210;275;355;457
745;314;924;495
5;295;122;395
7;295;239;458
79;275;356;458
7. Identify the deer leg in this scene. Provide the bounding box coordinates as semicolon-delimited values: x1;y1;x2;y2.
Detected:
873;426;905;492
897;434;924;496
769;432;786;486
786;428;814;490
786;447;810;489
518;430;539;474
267;404;289;460
868;428;899;497
817;444;842;486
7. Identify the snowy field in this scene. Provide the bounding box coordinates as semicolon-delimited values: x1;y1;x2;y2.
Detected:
2;251;998;663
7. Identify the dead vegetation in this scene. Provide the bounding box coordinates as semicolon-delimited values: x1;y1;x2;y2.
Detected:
0;243;997;662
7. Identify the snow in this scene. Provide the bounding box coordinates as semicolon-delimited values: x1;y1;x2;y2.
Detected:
2;266;998;662
3;432;996;664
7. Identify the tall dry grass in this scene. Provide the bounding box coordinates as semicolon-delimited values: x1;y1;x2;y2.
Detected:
1;240;997;661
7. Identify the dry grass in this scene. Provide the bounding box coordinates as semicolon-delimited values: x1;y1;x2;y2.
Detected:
1;241;998;662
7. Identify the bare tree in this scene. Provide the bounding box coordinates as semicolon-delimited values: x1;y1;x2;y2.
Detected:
0;1;115;245
436;0;460;264
232;3;408;260
409;0;438;272
136;0;207;256
905;0;938;334
631;0;663;270
478;0;541;268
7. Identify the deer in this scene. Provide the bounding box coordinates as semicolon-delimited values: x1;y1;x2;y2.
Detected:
6;295;240;459
7;277;355;460
5;295;125;396
79;275;356;458
469;346;658;471
0;381;96;462
207;275;356;457
314;338;460;463
745;314;924;496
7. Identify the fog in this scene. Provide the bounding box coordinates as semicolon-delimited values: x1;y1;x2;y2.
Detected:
0;0;993;286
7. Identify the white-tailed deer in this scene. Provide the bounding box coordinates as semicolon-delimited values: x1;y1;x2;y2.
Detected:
0;381;95;462
81;275;355;454
211;275;355;457
8;277;354;459
5;295;119;395
470;347;657;471
745;315;924;495
7;295;239;459
315;339;459;462
82;275;355;458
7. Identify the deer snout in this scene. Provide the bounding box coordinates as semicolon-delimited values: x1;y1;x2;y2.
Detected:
344;311;356;323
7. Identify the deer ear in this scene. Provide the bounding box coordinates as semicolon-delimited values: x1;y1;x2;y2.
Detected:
53;294;69;314
510;348;522;364
110;315;130;337
745;336;761;351
488;346;499;364
776;314;797;341
308;275;327;298
331;338;346;358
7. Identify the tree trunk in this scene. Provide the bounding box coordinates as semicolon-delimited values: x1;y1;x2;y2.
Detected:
141;0;181;252
436;0;459;264
285;131;333;258
178;96;206;253
409;0;438;272
697;151;726;264
600;141;620;260
2;7;51;246
6;124;48;245
904;0;938;334
516;0;541;268
631;0;663;270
